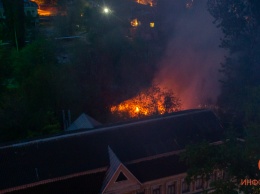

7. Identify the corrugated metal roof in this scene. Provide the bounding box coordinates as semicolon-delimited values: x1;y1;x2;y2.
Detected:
0;109;224;192
100;147;122;192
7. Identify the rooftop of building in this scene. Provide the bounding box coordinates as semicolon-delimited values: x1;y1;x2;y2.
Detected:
0;109;224;192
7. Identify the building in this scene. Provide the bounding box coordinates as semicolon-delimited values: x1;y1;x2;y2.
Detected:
0;0;38;19
24;0;39;18
0;109;224;193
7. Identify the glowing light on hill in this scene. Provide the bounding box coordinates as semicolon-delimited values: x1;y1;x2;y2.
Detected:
131;19;139;27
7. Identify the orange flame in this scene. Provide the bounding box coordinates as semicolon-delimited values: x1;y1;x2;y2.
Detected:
136;0;156;7
111;85;181;118
131;19;139;27
37;9;52;16
31;0;59;16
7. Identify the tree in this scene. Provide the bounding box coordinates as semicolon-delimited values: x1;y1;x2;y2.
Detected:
179;1;260;193
181;137;260;194
0;39;61;142
207;0;260;119
2;0;25;50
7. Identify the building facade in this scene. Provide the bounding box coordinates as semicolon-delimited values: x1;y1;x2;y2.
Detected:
0;0;38;19
0;109;224;193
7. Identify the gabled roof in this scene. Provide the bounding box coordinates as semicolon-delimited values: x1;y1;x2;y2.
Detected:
101;147;122;192
0;109;223;192
101;147;141;193
66;113;102;131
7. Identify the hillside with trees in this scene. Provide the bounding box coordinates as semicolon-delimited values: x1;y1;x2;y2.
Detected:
0;0;166;142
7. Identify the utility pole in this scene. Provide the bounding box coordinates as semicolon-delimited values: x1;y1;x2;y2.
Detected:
14;25;19;51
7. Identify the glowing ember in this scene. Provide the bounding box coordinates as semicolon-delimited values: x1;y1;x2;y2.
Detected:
136;0;156;7
38;9;52;16
131;19;139;27
111;85;181;119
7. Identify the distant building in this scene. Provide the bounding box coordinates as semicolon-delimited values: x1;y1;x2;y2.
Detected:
66;113;102;131
0;109;224;193
24;0;39;18
0;0;38;19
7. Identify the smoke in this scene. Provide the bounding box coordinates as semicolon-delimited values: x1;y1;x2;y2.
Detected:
154;0;225;109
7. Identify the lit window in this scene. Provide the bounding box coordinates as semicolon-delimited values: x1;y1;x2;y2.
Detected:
150;22;155;28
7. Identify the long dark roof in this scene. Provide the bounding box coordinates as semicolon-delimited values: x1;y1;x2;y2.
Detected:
127;154;187;182
0;109;223;191
10;172;106;194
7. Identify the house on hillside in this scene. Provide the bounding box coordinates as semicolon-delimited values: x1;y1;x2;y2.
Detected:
24;0;39;18
0;0;38;19
0;109;224;193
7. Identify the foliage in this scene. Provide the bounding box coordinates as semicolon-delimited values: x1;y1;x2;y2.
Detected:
2;0;25;49
181;136;259;194
110;84;181;121
208;0;260;117
0;39;61;141
180;1;260;193
0;0;165;142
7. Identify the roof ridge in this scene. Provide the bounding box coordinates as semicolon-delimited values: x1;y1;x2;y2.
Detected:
0;109;210;149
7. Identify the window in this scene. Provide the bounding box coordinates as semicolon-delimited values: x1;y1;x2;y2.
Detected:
182;181;190;193
195;178;203;190
152;188;160;194
167;183;176;194
211;170;222;182
115;172;127;182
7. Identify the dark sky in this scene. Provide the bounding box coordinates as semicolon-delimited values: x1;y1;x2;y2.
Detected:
154;0;225;109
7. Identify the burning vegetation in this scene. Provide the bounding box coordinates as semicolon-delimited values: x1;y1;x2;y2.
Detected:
38;7;58;16
111;85;181;119
31;0;59;16
136;0;156;7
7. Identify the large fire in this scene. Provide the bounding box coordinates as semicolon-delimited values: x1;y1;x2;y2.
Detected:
31;0;58;16
37;9;54;16
111;85;181;119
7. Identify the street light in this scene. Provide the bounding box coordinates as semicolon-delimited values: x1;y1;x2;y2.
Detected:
103;7;111;14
